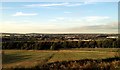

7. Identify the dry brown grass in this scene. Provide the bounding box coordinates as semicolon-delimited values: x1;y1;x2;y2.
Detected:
2;48;119;68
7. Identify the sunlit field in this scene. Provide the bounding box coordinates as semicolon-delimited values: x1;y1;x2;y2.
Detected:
2;48;120;68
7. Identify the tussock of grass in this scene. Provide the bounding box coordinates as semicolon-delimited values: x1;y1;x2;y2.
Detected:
2;57;120;70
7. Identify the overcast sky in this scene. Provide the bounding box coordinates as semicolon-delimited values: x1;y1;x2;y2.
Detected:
0;2;118;33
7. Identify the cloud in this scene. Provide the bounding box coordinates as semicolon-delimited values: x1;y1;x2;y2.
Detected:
49;17;65;22
66;3;82;6
25;3;82;7
84;16;110;22
25;3;68;7
56;17;65;20
67;22;118;33
0;7;2;10
13;12;38;16
1;21;58;33
0;7;15;10
1;0;119;2
64;12;72;14
1;20;118;33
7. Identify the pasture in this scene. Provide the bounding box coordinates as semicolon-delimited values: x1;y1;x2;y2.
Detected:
2;48;120;68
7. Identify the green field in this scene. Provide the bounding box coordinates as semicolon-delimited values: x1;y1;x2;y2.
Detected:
2;48;120;68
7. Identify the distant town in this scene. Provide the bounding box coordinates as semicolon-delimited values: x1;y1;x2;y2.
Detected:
1;33;119;42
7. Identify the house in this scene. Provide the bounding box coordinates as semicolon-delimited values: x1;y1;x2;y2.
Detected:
106;36;118;39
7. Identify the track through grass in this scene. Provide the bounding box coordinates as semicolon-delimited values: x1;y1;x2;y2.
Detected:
2;48;119;68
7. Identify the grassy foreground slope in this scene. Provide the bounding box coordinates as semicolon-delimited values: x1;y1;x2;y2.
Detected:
2;48;120;68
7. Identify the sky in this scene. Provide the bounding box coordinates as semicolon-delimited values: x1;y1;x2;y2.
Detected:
0;2;118;33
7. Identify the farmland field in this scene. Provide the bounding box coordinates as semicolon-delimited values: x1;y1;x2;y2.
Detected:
2;48;120;68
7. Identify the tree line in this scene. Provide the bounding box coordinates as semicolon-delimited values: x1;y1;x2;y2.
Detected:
2;38;119;50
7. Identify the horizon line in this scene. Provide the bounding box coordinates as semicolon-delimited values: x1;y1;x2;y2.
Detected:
1;32;118;34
